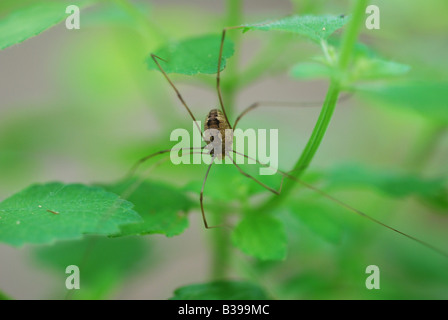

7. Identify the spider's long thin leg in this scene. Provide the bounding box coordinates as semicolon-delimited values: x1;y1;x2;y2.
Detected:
126;146;205;179
150;54;202;136
231;149;448;259
233;94;353;129
227;153;281;195
216;27;242;129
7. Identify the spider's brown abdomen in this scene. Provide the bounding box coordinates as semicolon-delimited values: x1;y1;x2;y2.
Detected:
204;109;233;157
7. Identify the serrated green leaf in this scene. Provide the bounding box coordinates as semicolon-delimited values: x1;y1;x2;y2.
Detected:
0;1;92;50
0;183;142;246
146;34;234;75
355;81;448;124
104;179;193;237
289;200;346;244
244;14;350;43
326;164;448;212
232;214;287;260
170;281;269;300
33;236;150;299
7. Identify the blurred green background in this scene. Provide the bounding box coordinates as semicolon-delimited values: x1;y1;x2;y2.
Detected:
0;0;447;299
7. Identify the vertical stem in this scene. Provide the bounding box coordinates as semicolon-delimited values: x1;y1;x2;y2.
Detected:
209;0;243;280
210;209;231;280
261;0;368;210
115;0;165;47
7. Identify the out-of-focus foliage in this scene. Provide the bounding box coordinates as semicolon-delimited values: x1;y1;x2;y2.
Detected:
291;48;411;82
171;281;269;300
288;199;347;244
34;236;150;299
232;214;287;260
356;82;448;124
324;164;448;212
0;290;12;300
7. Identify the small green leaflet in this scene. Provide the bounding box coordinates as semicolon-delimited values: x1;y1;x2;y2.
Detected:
0;1;92;50
105;179;193;237
350;58;410;80
290;41;410;81
244;14;350;43
232;214;287;261
0;183;142;246
146;34;234;75
171;281;269;300
347;42;411;81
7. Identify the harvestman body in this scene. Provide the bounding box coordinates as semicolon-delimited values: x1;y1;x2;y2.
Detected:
204;109;233;158
128;27;448;258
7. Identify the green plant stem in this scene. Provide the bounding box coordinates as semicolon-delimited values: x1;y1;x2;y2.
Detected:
115;0;165;47
261;0;368;211
210;211;231;280
209;0;243;280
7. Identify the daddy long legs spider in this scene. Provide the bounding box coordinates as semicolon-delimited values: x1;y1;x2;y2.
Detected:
128;27;448;259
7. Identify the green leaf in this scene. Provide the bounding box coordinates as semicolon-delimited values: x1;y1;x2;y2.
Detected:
355;81;448;124
34;236;150;299
289;200;346;244
348;42;411;81
0;183;142;246
232;214;287;260
0;1;92;50
146;34;234;75
170;281;269;300
104;179;193;237
244;14;350;43
290;42;410;81
351;57;410;80
326;164;448;211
